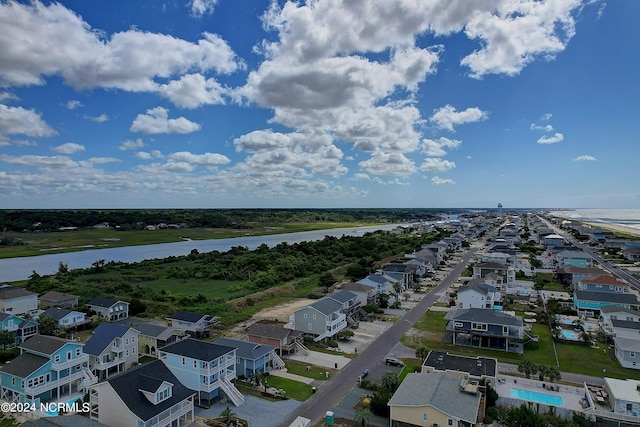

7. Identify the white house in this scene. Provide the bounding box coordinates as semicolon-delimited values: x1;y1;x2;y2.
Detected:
0;285;38;316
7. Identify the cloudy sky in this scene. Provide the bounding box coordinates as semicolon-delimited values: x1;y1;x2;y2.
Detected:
0;0;637;209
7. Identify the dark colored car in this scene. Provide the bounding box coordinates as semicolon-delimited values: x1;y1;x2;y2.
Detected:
385;357;405;367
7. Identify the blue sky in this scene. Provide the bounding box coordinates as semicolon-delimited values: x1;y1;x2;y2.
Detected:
0;0;638;209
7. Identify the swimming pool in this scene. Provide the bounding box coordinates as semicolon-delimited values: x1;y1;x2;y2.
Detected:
43;397;81;416
510;388;564;407
561;330;576;339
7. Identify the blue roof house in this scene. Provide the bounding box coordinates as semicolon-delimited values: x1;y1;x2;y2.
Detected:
214;337;284;378
0;335;91;406
84;323;139;381
158;338;243;408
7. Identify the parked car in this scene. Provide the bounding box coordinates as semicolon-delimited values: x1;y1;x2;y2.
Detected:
385;357;404;367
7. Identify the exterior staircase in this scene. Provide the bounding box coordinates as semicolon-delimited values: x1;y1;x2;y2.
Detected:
295;341;310;356
523;330;539;344
220;377;244;407
80;367;98;390
346;315;359;329
271;353;286;370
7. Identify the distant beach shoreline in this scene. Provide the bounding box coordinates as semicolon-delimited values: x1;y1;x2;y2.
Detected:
581;222;640;239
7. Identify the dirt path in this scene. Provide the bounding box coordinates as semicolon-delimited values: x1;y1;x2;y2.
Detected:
230;298;314;334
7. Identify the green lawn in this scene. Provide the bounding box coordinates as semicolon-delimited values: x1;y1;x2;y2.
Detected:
262;376;314;401
284;359;338;380
405;310;640;380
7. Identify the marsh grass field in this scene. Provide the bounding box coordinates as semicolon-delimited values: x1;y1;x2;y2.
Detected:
0;222;365;258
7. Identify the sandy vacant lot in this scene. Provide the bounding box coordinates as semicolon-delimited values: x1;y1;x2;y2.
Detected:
231;298;314;334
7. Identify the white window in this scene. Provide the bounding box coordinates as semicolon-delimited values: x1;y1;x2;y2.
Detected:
125;338;129;345
423;413;428;421
448;419;453;426
303;313;307;319
132;348;136;354
312;315;316;320
126;350;129;356
308;323;312;331
55;355;60;363
182;357;186;365
631;352;636;358
132;336;135;343
76;349;80;357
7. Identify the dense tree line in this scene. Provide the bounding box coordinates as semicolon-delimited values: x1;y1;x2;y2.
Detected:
0;208;453;232
24;229;441;324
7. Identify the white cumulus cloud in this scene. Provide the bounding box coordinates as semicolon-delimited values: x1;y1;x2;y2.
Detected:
537;133;564;144
420;158;456;173
119;138;145;151
431;176;455;185
422;137;462;156
130;107;201;134
190;0;218;17
430;105;488;132
0;104;56;137
51;142;85;154
574;155;596;161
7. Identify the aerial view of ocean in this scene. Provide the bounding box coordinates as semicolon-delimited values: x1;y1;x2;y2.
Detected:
549;209;640;231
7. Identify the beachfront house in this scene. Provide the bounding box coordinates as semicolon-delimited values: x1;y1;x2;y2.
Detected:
128;322;184;358
0;285;38;317
388;372;483;427
577;275;630;294
84;323;139;381
445;308;531;354
245;320;306;356
0;313;38;347
285;298;347;342
421;351;497;386
40;307;90;330
165;311;220;339
89;360;195;427
214;337;284;378
600;306;640;333
573;290;638;315
339;282;377;307
0;335;92;406
472;262;515;284
38;291;79;309
158;338;243;407
86;297;129;322
456;281;502;310
613;337;640;369
603;378;640;417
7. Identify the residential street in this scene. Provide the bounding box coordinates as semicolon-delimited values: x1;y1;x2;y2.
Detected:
277;247;479;427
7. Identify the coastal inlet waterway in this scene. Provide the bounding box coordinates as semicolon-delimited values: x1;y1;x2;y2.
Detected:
0;224;399;282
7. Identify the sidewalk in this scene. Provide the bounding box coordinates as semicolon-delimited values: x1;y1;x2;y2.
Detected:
269;369;315;385
285;350;351;370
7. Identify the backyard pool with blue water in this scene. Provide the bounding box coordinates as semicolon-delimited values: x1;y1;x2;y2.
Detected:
510;388;564;407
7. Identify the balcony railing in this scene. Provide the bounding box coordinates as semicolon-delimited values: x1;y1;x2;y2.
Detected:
24;370;85;395
51;355;89;371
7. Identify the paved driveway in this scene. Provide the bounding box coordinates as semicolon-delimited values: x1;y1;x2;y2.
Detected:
195;395;301;427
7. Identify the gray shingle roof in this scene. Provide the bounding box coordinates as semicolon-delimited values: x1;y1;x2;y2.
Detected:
166;311;205;323
445;308;522;327
246;321;300;340
575;290;638;305
41;307;75;321
19;335;74;356
474;262;507;269
388;372;480;423
340;282;374;293
0;352;49;377
458;282;496;296
325;290;357;304
423;351;497;378
214;337;275;360
39;291;78;302
106;360;195;422
611;319;640;330
600;305;640;316
161;338;234;361
309;298;342;315
0;285;35;300
86;297;119;308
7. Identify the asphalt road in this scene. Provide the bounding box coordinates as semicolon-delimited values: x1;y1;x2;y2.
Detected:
277;247;479;427
543;217;640;291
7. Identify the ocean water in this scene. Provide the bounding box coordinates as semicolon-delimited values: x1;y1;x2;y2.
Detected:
550;209;640;231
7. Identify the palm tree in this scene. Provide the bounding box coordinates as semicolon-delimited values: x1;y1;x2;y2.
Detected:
415;346;429;362
381;371;399;392
353;408;372;427
537;365;550;381
517;360;537;379
547;366;561;383
219;402;235;427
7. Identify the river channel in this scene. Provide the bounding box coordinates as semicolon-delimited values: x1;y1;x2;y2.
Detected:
0;224;399;282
